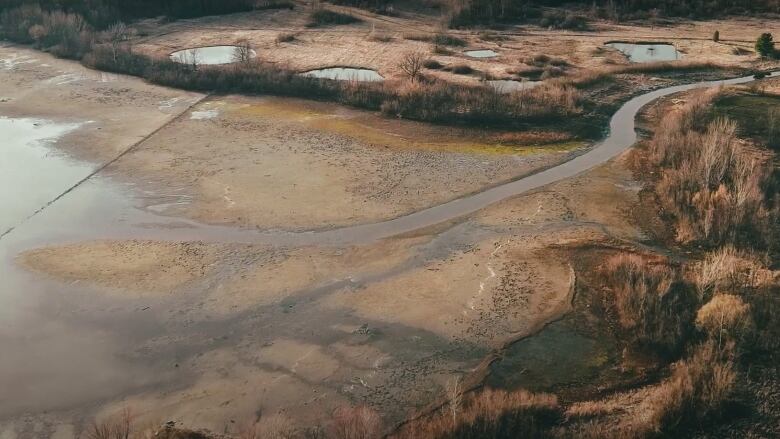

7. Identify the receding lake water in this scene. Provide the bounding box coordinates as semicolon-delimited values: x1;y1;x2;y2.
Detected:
302;67;384;82
605;42;681;63
0;117;88;236
170;45;257;65
465;49;499;58
487;80;542;94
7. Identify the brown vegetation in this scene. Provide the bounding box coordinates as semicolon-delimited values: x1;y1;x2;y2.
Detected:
393;389;559;439
600;253;696;355
1;4;592;134
645;90;777;249
398;51;425;81
440;0;779;27
695;293;753;344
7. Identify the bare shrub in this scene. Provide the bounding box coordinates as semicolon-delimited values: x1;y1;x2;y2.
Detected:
240;414;296;439
423;59;443;69
393;388;559;439
276;32;297;43
86;408;133;439
451;63;474;74
330;406;381;439
647;90;777;248
101;21;129;63
691;245;770;299
233;39;254;63
601;253;697;354
398;51;425;81
645;341;736;433
696;293;753;345
446;376;463;427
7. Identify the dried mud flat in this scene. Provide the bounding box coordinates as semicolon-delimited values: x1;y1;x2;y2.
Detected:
3;35;642;438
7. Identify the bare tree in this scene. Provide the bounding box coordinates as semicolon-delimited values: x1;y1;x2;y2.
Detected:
399;51;425;81
446;376;463;427
85;408;133;439
185;48;201;71
233;39;254;64
104;21;129;63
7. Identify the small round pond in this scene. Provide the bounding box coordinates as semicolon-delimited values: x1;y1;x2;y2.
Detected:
605;42;681;63
487;80;541;94
465;49;499;58
170;46;257;65
302;67;384;82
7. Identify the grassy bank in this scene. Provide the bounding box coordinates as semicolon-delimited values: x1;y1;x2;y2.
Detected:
0;3;591;135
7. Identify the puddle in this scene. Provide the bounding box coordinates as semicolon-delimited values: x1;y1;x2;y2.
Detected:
465;49;499;58
605;42;681;63
487;80;541;94
190;109;219;120
1;53;37;70
170;45;257;65
302;67;384;82
0;117;89;236
486;319;615;391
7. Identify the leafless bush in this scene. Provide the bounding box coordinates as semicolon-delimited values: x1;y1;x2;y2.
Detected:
276;32;297;43
696;293;753;346
644;341;736;433
398;51;425;81
101;21;129;63
446;376;463;427
393;388;559;439
691;245;770;299
86;408;133;439
240;414;296;439
330;406;381;439
647;91;777;247
233;39;254;64
601;253;696;354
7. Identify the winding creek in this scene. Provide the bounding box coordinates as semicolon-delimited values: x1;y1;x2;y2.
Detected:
1;50;776;427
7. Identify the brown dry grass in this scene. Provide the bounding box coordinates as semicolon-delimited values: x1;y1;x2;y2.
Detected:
646;90;777;248
393;388;559;439
695;293;753;343
601;253;697;355
329;406;382;439
690;245;772;300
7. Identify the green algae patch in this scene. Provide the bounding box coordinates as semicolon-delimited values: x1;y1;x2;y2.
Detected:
227;98;586;156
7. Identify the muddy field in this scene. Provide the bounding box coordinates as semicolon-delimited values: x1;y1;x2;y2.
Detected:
0;43;632;437
0;6;777;436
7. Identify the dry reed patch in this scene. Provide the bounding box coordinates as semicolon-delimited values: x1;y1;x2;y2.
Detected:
695;293;753;342
642;341;736;434
601;253;697;355
645;89;777;248
393;388;559;439
690;245;772;300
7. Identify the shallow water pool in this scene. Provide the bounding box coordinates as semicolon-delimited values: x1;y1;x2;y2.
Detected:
465;49;499;58
605;42;681;63
170;45;257;65
302;67;384;82
487;80;541;94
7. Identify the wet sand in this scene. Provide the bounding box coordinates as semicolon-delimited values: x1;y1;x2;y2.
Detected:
2;39;770;436
0;45;585;436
